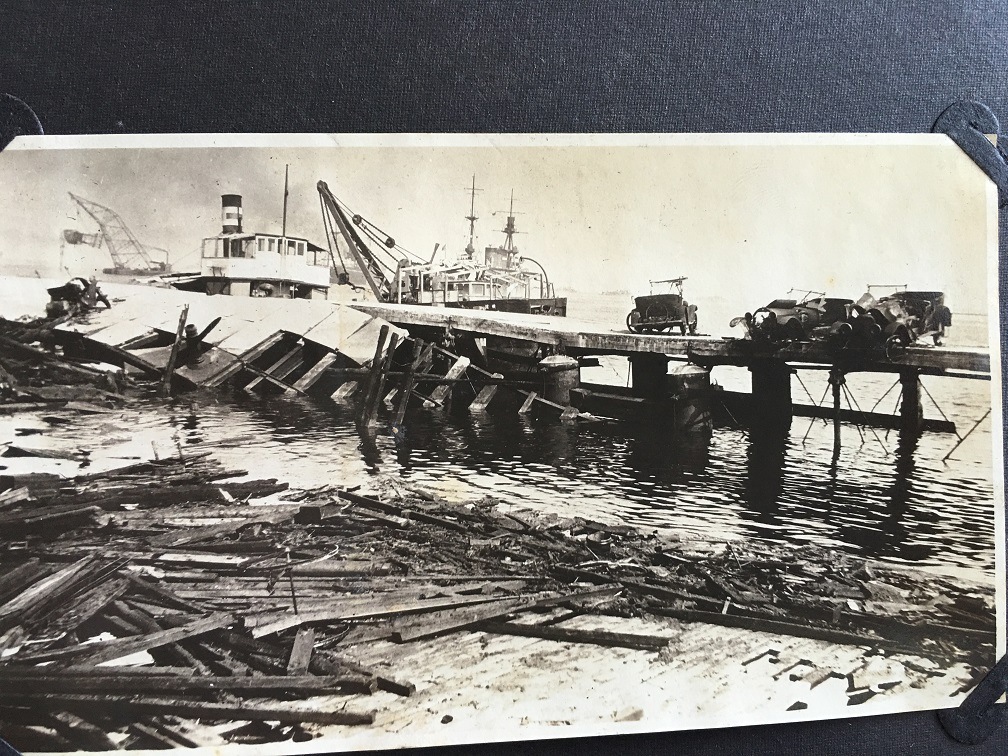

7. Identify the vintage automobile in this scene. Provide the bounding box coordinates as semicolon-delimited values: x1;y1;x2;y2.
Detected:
839;288;951;357
626;277;698;335
730;290;853;343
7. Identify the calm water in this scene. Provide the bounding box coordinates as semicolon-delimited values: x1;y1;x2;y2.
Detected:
0;283;997;584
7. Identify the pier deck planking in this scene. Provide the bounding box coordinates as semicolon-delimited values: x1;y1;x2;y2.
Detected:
349;302;990;376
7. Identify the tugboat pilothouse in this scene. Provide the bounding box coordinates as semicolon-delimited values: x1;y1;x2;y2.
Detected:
173;194;332;300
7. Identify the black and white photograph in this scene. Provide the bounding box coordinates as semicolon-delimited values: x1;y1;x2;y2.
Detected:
0;133;1002;753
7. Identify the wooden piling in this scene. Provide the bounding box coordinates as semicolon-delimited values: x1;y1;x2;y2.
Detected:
394;339;428;429
366;332;399;425
357;325;389;422
749;359;792;431
628;353;669;399
829;368;844;451
158;305;189;398
899;369;924;436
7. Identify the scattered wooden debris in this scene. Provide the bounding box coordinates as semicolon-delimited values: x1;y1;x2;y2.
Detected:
0;437;995;750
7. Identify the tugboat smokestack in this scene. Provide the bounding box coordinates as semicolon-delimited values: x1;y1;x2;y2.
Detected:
221;194;242;234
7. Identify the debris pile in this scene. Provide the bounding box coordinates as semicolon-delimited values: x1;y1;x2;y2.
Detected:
0;451;995;750
0;316;132;408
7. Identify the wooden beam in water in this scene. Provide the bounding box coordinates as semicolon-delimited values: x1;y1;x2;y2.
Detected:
286;351;339;395
366;332;400;425
518;391;538;414
469;381;500;412
245;343;304;393
426;355;470;407
331;380;360;401
202;331;285;388
157;305;188;398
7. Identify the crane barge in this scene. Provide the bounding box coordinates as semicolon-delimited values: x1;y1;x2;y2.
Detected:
317;179;566;316
63;193;170;275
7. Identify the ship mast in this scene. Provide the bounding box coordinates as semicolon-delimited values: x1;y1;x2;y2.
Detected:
464;175;479;259
502;190;517;252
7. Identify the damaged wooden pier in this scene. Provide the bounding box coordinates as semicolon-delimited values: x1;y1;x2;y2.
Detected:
0;283;999;750
6;282;991;446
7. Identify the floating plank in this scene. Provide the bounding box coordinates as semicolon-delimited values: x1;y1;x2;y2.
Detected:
426;355;470;407
286;350;339;395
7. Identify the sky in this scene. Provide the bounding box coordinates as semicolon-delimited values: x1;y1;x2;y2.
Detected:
0;135;996;315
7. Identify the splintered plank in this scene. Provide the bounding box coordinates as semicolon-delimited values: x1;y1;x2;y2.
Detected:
0;556;96;630
425;355;470;407
394;340;433;425
478;620;676;651
286;351;339;395
246;594;529;638
287;627;315;674
44;578;130;636
45;711;120;751
158;305;189;398
15;693;376;726
13;612;235;665
390;594;552;643
0;671;374;696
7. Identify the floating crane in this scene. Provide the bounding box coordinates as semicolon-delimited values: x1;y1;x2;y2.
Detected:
317;180;422;302
64;193;169;274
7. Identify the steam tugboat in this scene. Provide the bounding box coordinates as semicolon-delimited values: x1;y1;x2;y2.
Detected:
171;194;332;300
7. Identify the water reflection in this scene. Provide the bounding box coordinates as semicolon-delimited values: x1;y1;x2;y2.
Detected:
108;387;993;583
743;425;787;520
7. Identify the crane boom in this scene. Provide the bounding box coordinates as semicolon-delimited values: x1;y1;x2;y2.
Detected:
317;181;391;301
68;192;164;273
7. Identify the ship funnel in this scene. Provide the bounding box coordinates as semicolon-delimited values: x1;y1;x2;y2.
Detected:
221;194;243;234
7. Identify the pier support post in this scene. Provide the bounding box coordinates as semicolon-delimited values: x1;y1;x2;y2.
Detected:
629;354;669;400
749;359;792;431
899;369;924;436
829;367;845;455
669;365;713;435
538;355;580;405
